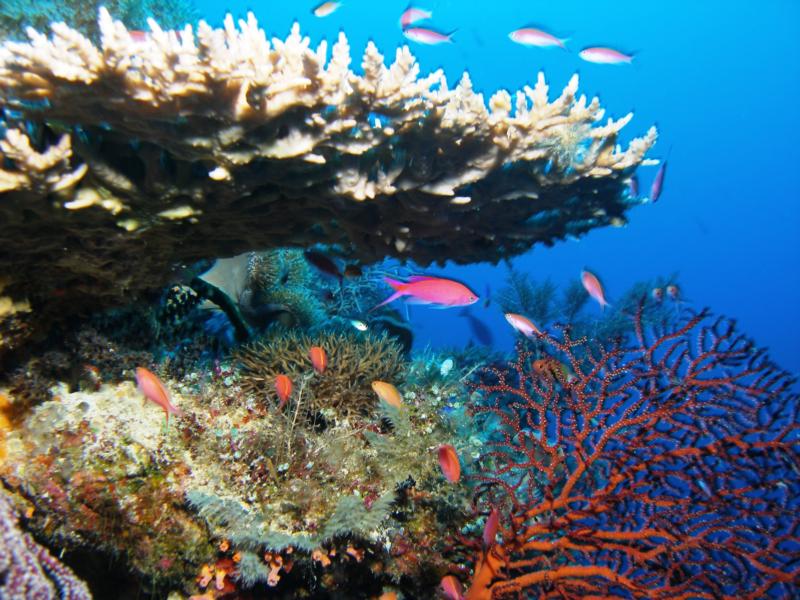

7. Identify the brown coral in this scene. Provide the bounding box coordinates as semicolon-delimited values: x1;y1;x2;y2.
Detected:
237;330;405;417
0;9;656;351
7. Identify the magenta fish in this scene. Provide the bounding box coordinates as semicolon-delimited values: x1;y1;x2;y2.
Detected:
629;173;639;198
650;161;667;202
402;26;454;45
509;27;567;49
400;5;432;28
579;47;634;64
581;270;610;309
371;275;478;311
483;507;499;549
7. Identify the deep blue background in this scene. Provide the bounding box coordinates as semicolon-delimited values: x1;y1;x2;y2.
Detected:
192;0;800;372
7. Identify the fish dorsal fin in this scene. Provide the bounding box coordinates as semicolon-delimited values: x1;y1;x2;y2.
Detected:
406;275;439;282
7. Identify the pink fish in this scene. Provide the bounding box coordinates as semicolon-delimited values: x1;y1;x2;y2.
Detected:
504;313;542;338
581;270;610;309
135;367;183;426
402;26;454;45
312;1;341;17
371;276;478;311
400;5;432;28
579;46;634;64
650;161;667;202
509;27;567;49
440;575;463;600
629;173;639;198
482;507;499;549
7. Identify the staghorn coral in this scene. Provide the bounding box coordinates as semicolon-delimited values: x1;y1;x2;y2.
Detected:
0;9;656;349
237;329;405;417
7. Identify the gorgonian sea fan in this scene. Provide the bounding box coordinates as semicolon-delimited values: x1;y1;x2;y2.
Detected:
465;303;800;599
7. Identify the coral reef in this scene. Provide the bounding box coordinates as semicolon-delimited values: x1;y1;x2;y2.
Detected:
0;0;198;42
237;329;405;417
0;9;655;349
461;303;800;599
0;491;91;599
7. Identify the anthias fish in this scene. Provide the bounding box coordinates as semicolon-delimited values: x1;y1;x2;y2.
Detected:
509;27;567;48
440;575;464;600
505;313;542;338
402;27;454;45
309;346;328;374
371;381;403;408
400;5;432;28
483;507;499;549
372;276;478;311
579;46;634;64
312;1;341;17
135;367;183;425
438;444;461;483
651;160;667;202
275;374;292;408
581;270;610;309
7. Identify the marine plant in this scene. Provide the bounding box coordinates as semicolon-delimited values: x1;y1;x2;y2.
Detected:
460;302;799;599
237;329;405;417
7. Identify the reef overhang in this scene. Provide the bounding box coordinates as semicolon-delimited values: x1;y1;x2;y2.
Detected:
0;9;656;349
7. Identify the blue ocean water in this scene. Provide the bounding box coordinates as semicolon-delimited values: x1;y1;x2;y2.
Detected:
194;0;800;371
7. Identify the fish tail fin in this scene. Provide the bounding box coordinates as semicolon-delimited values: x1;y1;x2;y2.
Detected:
369;290;405;313
383;276;406;291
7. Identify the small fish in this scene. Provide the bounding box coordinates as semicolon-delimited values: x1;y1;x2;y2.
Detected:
581;270;610;309
371;381;403;408
304;250;342;283
666;284;680;301
309;346;328;374
440;358;454;377
343;264;363;279
650;160;667;202
402;26;455;45
440;575;464;600
312;1;341;17
483;283;491;308
438;444;461;483
579;46;634;64
371;276;478;311
483;507;499;549
400;5;432;28
651;287;664;303
275;374;292;408
459;309;493;346
349;318;368;332
508;27;567;49
505;313;542;338
533;357;575;385
629;174;639;198
135;367;183;426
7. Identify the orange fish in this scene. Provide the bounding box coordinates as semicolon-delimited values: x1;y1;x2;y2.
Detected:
581;269;610;309
371;381;403;408
135;367;183;426
312;1;341;17
309;346;328;374
275;374;292;408
438;444;461;483
440;575;464;600
504;313;542;338
533;357;574;386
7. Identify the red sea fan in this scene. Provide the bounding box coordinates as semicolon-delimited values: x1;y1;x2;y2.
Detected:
464;303;800;599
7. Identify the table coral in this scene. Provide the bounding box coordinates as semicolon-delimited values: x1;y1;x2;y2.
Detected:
0;8;655;350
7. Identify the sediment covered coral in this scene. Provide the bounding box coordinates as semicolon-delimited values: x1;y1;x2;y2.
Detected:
237;329;405;417
0;9;655;348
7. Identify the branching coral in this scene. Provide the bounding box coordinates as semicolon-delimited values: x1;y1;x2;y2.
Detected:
237;330;405;417
0;9;655;348
462;304;800;599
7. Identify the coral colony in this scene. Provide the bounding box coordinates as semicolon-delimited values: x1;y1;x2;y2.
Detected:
0;8;796;600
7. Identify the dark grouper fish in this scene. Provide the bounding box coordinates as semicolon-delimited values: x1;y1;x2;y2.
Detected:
459;309;494;346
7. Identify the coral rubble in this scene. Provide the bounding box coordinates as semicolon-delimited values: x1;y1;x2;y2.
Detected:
0;8;655;349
